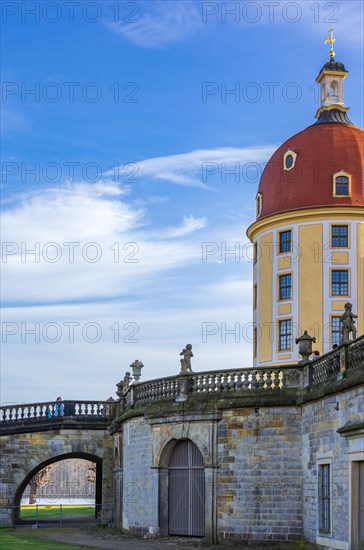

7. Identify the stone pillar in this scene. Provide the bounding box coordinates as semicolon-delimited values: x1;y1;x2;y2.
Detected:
101;437;114;524
158;467;169;536
0;506;12;527
204;466;218;543
113;468;123;528
339;344;348;377
152;468;160;535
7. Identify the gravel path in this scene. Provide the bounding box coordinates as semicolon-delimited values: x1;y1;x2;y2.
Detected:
40;527;223;550
23;526;304;549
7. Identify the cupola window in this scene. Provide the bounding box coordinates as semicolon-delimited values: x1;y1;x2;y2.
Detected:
256;193;262;217
285;155;294;169
333;172;351;196
283;150;297;171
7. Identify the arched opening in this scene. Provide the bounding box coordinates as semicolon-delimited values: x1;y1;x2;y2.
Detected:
13;452;102;526
330;80;338;97
168;439;205;537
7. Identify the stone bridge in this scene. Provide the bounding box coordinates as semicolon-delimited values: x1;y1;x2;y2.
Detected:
0;400;115;527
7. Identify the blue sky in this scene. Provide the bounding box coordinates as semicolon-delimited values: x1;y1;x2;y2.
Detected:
1;0;363;404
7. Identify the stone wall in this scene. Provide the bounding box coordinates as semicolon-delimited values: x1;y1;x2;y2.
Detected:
0;428;113;526
114;379;363;547
302;386;364;550
121;417;155;535
217;406;302;543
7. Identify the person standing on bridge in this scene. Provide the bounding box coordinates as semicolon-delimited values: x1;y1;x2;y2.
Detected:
54;397;65;417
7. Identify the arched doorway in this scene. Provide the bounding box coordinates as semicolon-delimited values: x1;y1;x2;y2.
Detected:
168;439;205;537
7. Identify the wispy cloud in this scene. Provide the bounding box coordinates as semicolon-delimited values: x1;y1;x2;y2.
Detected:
106;0;202;48
1;180;210;306
168;215;207;238
106;146;275;189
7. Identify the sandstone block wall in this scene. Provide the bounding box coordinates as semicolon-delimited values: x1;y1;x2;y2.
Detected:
217;406;303;542
0;429;113;526
302;386;364;549
121;417;156;535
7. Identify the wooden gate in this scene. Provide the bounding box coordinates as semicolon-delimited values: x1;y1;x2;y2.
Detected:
168;440;205;537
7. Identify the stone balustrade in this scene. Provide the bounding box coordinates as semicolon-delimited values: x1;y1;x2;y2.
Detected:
310;349;341;385
0;400;112;425
1;337;362;423
308;335;363;386
347;336;364;371
120;365;304;412
121;336;363;412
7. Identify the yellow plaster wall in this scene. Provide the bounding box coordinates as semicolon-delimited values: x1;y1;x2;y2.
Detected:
299;224;323;351
258;233;273;363
358;224;364;336
332;300;348;311
278;303;291;315
278;256;291;270
331;251;349;265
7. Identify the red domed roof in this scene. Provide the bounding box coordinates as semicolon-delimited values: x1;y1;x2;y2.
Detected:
257;123;364;219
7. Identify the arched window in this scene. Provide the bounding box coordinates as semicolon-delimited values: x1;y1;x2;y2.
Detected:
333;172;351;196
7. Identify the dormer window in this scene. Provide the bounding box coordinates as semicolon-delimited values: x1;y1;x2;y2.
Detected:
333;172;351;196
283;150;297;171
256;193;262;217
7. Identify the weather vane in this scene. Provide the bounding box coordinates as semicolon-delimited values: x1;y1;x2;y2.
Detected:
324;27;335;60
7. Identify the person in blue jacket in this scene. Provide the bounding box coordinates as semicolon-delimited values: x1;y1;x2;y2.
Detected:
54;397;65;417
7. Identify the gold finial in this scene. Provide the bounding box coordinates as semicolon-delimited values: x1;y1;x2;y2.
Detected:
324;27;335;59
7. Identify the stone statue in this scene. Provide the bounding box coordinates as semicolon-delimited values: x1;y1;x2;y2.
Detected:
122;372;132;393
180;344;194;374
341;302;357;344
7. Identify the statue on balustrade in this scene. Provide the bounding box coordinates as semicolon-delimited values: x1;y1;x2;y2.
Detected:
122;372;132;393
341;302;357;344
180;344;194;374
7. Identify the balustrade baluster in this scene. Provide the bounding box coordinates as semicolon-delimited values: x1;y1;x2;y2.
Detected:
267;372;273;388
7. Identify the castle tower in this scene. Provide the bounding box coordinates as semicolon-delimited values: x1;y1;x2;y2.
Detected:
247;34;364;366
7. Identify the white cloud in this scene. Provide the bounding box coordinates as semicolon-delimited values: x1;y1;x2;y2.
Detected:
168;215;207;238
0;179;210;305
1;145;267;402
106;0;202;48
2;145;272;306
106;146;275;189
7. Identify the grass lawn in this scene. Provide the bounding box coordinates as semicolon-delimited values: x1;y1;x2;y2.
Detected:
0;528;93;550
20;506;95;521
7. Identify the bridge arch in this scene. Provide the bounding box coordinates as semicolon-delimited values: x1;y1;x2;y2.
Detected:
13;452;103;523
0;426;114;527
